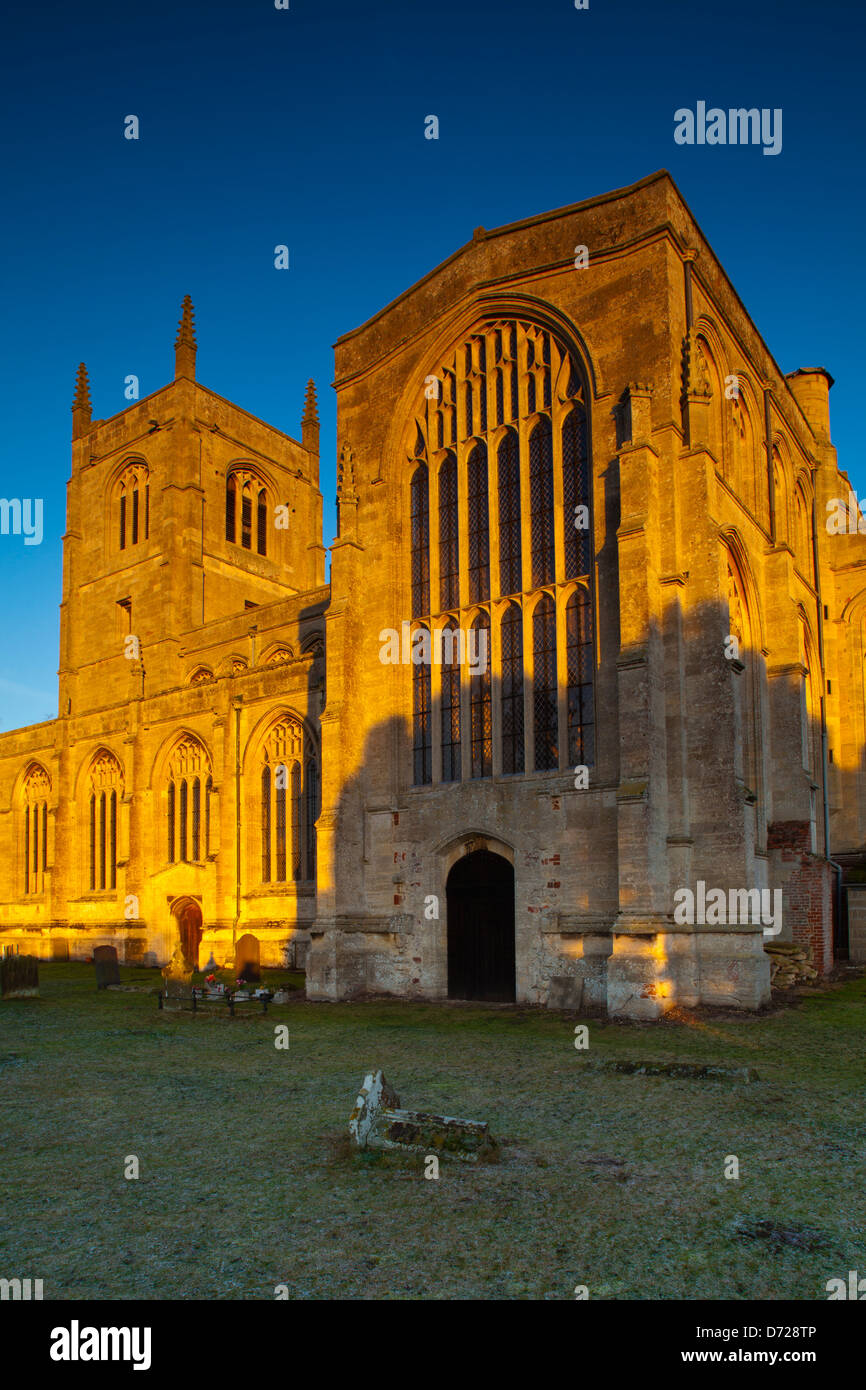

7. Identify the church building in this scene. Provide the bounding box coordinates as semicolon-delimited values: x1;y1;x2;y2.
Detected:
2;171;865;1018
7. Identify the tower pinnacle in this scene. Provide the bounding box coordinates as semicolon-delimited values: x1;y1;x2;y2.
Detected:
71;362;92;439
302;378;319;454
174;295;197;380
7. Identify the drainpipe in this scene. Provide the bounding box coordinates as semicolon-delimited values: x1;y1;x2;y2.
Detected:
810;494;843;949
234;697;242;962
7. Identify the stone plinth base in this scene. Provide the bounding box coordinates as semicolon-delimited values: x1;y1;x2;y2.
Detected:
607;927;771;1018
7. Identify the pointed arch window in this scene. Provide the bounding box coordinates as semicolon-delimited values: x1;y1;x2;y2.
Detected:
88;751;123;891
259;719;304;884
257;488;268;556
167;738;212;865
118;464;149;552
410;463;430;617
22;764;50;896
227;468;268;554
470;612;492;778
533;595;558;771
406;318;591;782
501;603;524;775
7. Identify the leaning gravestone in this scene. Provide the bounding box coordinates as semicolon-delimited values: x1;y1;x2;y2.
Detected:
349;1069;496;1163
161;944;192;1012
1;955;39;999
94;945;120;990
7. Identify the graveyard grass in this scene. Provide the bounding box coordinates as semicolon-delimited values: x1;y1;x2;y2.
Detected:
2;965;865;1301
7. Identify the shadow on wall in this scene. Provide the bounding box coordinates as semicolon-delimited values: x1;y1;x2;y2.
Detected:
309;586;850;1003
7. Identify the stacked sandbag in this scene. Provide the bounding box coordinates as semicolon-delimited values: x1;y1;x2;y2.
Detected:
764;941;819;988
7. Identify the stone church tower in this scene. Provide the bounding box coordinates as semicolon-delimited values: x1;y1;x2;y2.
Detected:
0;299;327;969
2;172;865;1016
307;170;866;1016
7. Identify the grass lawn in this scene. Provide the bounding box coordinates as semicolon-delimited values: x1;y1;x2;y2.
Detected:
1;964;864;1301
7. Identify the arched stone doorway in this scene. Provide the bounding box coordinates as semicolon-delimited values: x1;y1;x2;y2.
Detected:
172;898;202;970
446;849;515;1002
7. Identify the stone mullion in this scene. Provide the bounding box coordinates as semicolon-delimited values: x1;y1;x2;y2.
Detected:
518;406;533;601
456;437;471;783
431;620;443;785
555;588;569;772
429;452;442;618
488;428;502;602
523;598;535;772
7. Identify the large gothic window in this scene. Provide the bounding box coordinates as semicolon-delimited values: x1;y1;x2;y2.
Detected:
88;751;123;891
21;763;50;896
167;737;212;864
259;719;311;884
226;468;268;557
406;317;594;784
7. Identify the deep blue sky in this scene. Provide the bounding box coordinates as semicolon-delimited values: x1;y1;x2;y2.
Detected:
0;0;863;730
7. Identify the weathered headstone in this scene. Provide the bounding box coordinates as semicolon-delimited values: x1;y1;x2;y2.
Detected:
349;1069;496;1163
1;955;39;999
547;975;584;1011
161;944;192;1011
94;945;120;990
235;933;261;983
